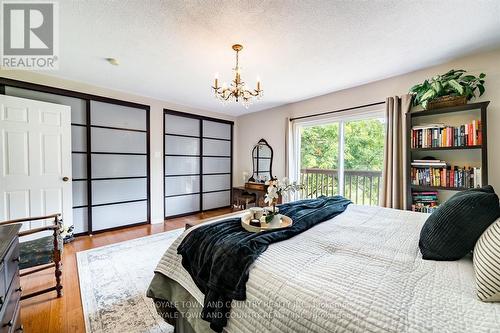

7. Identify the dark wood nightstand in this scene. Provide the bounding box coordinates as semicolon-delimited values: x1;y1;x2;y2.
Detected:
0;224;23;333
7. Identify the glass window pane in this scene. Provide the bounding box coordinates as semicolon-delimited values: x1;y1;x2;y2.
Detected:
71;125;86;152
92;201;147;231
203;120;231;140
343;118;385;205
165;156;200;175
165;114;199;136
92;178;147;205
202;191;230;210
73;207;88;234
72;154;87;179
299;122;339;198
72;180;87;206
203;157;230;174
91;127;146;154
91;154;146;178
91;100;146;130
203;174;230;192
165;135;200;155
165;175;200;196
203;139;230;156
165;194;200;217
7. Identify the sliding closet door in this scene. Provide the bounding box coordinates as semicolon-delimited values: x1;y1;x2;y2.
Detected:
90;101;149;231
3;86;89;234
164;111;233;218
164;114;201;217
202;120;232;210
2;82;151;234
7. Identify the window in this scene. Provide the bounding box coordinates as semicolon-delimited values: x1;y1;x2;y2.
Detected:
293;111;385;205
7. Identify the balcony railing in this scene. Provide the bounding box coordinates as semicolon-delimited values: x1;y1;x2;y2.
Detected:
300;168;382;206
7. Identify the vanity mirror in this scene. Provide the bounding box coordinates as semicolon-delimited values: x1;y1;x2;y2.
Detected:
249;139;273;183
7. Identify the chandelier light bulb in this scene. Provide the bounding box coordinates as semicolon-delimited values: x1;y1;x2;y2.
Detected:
213;72;219;89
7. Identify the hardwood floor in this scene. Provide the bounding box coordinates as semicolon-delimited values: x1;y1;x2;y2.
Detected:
19;208;234;333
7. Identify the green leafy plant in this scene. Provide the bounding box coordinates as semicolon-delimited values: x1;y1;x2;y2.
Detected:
409;69;486;109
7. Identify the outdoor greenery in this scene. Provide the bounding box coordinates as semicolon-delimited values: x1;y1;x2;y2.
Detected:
299;119;385;205
409;69;486;109
300;123;339;169
300;119;385;171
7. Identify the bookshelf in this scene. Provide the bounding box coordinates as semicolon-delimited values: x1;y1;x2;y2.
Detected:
405;101;489;211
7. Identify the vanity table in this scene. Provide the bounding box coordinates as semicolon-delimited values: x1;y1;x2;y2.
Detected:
232;139;281;208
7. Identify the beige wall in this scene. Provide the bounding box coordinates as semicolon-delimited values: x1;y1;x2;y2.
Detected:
2;47;499;222
236;48;500;192
0;70;236;224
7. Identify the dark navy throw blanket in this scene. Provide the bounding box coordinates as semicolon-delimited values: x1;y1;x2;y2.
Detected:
177;196;352;332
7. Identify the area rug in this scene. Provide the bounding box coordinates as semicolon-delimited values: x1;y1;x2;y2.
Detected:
77;228;184;333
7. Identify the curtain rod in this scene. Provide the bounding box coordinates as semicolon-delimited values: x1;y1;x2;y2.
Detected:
289;101;386;122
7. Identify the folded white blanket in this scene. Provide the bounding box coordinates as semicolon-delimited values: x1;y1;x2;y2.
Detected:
155;205;500;332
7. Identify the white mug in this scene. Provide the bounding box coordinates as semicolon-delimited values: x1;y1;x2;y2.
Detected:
249;207;264;219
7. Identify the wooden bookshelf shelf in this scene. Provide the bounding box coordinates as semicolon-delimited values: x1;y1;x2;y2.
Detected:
409;101;489;117
410;145;482;152
410;185;468;192
406;101;489;211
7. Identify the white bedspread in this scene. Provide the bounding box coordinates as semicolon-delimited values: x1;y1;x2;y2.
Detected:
155;205;500;332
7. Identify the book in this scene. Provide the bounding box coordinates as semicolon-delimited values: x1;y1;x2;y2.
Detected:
412;123;445;130
411;190;439;213
411;119;482;149
411;159;447;168
411;164;480;188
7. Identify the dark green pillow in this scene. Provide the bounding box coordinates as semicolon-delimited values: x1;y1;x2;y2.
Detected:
419;185;500;261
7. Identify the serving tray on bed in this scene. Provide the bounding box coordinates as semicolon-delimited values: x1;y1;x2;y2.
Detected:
241;212;293;233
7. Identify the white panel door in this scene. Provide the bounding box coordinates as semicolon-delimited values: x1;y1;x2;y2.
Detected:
0;95;72;232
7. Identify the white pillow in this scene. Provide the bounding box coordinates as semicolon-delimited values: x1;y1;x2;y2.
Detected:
473;218;500;302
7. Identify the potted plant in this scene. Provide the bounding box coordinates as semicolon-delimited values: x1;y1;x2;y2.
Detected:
409;69;486;110
264;178;302;227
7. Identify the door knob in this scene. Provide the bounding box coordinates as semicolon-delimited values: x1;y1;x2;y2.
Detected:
62;176;70;182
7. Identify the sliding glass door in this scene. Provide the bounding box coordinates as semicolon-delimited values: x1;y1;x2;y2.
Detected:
342;118;385;205
296;113;385;205
300;122;340;198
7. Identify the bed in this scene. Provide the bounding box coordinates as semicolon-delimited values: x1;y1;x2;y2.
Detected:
147;204;500;332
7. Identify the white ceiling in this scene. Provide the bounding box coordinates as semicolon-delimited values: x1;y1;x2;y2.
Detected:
51;0;500;115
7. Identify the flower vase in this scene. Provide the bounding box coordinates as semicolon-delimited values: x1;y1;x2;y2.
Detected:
269;214;281;228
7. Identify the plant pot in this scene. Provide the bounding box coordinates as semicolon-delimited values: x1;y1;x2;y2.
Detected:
426;95;467;110
268;214;281;228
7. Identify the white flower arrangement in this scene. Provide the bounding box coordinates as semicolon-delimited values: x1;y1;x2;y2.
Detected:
264;177;302;216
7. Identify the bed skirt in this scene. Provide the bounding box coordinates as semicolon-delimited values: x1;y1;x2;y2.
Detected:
148;273;214;333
